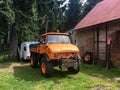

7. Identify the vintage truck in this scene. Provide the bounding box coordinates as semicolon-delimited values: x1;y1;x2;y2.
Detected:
20;31;81;77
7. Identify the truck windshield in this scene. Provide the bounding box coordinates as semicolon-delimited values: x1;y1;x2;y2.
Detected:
48;35;71;44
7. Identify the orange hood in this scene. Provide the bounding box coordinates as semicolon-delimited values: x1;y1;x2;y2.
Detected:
48;44;79;53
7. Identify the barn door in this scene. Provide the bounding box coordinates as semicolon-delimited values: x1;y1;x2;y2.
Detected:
111;30;120;68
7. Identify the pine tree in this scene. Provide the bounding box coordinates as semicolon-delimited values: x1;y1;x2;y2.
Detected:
65;0;82;31
7;0;39;60
82;0;101;18
37;0;66;33
0;0;15;52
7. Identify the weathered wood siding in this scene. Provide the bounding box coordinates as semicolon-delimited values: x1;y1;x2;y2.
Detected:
71;21;120;68
107;22;120;68
95;26;106;64
75;29;94;56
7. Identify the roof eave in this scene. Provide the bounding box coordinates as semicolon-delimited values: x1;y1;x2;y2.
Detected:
74;18;120;31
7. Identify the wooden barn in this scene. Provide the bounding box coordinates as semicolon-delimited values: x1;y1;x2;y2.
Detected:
70;0;120;68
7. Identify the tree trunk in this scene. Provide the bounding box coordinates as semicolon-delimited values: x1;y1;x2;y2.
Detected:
0;43;2;53
9;23;18;61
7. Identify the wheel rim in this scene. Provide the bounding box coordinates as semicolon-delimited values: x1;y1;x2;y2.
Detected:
30;58;33;65
84;54;90;61
41;62;46;74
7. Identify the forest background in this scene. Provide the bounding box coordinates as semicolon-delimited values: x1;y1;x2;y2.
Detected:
0;0;101;60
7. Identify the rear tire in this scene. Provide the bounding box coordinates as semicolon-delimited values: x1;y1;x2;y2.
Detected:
83;52;93;64
30;53;38;68
40;56;53;77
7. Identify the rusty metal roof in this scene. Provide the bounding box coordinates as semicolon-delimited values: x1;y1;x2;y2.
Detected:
74;0;120;30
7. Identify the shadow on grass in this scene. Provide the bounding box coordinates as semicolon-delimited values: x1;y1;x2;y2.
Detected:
13;62;120;82
13;65;72;82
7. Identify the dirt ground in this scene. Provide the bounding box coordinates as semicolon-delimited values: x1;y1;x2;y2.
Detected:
0;62;29;72
89;86;111;90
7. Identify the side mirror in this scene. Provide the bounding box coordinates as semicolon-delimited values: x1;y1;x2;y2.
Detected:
40;40;46;44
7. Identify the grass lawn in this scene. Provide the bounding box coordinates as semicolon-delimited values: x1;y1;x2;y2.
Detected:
0;52;120;90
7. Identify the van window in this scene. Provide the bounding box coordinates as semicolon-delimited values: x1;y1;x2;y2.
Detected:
24;47;26;51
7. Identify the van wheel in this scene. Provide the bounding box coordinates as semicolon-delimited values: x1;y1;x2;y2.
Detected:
30;53;38;68
83;52;93;64
40;56;53;77
67;60;80;74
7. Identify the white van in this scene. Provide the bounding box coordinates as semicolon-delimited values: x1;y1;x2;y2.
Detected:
20;42;39;60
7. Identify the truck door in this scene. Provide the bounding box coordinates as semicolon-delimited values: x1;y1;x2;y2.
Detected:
39;36;46;54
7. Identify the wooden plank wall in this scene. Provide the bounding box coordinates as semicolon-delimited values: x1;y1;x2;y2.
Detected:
71;21;120;68
93;26;106;65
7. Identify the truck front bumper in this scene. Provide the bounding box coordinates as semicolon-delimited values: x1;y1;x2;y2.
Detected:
60;59;79;71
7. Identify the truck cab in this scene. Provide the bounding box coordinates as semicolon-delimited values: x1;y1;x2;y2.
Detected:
30;32;81;77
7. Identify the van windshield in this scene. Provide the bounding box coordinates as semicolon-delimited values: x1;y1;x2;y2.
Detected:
47;35;71;44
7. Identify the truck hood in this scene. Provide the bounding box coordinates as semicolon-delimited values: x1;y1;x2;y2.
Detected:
48;44;79;52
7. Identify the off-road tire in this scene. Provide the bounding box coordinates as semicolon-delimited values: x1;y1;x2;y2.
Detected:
83;52;93;64
40;56;53;77
67;60;80;74
30;53;38;68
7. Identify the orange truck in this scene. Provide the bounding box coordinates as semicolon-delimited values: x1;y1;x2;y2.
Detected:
29;31;81;77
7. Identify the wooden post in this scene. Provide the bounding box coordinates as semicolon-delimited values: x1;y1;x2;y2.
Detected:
92;29;95;65
96;27;99;62
106;40;111;69
105;24;109;69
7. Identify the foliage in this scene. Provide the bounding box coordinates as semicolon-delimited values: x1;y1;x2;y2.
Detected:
81;0;101;18
37;0;66;33
65;0;82;31
0;0;15;43
0;0;67;45
13;0;39;42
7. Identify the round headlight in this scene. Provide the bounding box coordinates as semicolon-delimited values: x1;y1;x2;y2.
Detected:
54;53;58;58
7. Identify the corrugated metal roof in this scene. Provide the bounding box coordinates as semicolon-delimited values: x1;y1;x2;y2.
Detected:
74;0;120;30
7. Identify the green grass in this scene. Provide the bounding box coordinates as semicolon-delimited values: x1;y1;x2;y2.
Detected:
0;64;120;90
0;52;120;90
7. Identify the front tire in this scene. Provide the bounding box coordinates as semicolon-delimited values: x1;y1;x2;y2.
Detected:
40;56;53;77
